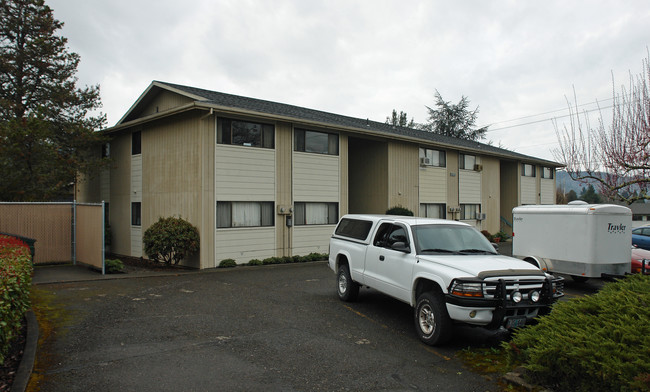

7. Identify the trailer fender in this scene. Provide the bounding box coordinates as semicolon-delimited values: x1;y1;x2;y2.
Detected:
522;256;551;272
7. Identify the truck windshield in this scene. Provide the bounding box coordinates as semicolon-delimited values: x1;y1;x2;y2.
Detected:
411;224;497;255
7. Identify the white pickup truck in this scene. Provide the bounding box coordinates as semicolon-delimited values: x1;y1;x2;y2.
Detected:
328;215;564;345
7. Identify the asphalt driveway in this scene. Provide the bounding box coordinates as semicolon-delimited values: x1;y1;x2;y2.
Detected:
29;262;503;391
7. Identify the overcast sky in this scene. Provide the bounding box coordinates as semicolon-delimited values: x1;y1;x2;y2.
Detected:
47;0;649;162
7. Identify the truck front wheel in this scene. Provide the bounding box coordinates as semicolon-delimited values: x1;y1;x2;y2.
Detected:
414;292;452;345
337;264;359;302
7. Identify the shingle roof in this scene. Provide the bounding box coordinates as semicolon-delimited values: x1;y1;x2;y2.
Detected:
152;81;562;166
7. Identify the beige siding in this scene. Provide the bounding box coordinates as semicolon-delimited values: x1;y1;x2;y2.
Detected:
131;155;142;202
292;225;333;255
521;176;537;204
139;90;194;118
76;204;103;269
142;114;204;266
541;179;555;204
459;170;481;204
216;145;275;201
109;133;131;256
499;163;519;235
446;150;460;214
339;135;349;216
199;116;216;269
348;138;387;214
275;122;292;257
419;167;447;203
388;142;419;212
215;228;275;264
480;156;501;233
293;152;339;202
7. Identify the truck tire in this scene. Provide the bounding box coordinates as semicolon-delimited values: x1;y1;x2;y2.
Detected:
414;292;452;345
337;264;359;302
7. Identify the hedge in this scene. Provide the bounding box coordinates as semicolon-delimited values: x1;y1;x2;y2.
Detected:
504;274;650;391
0;234;33;365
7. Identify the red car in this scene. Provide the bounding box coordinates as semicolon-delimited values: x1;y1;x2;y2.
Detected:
631;246;650;274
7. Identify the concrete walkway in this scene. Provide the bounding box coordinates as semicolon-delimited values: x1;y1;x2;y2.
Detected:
32;263;193;285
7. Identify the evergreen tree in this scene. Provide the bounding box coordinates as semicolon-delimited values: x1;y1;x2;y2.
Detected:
385;109;416;128
0;0;106;201
422;90;488;141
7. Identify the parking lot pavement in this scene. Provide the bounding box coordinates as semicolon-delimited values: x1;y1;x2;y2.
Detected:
29;262;502;392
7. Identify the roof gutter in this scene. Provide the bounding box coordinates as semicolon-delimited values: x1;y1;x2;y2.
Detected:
102;101;563;167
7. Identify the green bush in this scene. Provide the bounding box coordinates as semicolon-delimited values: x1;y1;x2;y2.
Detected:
219;259;237;268
105;258;124;273
504;274;650;391
143;216;200;265
386;205;414;216
247;259;263;266
494;231;509;242
0;235;33;365
480;230;494;242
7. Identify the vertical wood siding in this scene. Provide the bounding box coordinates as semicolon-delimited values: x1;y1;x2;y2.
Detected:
275;123;292;258
348;138;387;214
139;90;194;118
293;152;339;202
109;134;132;256
481;156;501;233
131;153;142;257
388;142;419;212
76;204;103;269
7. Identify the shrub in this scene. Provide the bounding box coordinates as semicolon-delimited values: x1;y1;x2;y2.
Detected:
247;259;263;266
0;235;33;365
143;216;200;265
480;230;494;242
386;205;414;216
105;258;124;273
219;259;237;268
494;231;509;242
503;274;650;391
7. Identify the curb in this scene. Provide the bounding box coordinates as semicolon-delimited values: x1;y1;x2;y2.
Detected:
502;367;553;392
11;310;38;392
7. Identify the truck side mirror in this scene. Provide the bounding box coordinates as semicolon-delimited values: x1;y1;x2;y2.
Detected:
391;242;411;253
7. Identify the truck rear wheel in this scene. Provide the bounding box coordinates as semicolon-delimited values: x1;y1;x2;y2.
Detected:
414;292;452;345
337;264;359;302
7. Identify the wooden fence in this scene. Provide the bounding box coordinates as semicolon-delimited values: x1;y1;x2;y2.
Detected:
0;202;105;273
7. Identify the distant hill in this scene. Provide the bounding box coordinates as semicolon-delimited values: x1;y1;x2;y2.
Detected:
555;171;598;195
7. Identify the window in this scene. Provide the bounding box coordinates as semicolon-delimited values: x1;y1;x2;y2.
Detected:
217;201;274;228
334;218;373;240
460;204;480;220
102;143;110;158
522;164;536;177
420;203;446;219
132;131;141;155
295;129;338;155
459;154;476;170
542;167;553;179
419;148;446;167
131;202;141;226
373;223;409;249
294;202;338;225
217;118;274;148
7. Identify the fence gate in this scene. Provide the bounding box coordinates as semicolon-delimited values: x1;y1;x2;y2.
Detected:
0;201;106;274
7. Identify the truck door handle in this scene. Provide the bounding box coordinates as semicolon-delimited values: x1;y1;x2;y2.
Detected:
379;255;385;261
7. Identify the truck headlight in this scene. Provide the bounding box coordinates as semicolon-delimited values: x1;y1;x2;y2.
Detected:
511;291;522;303
450;281;484;298
530;290;540;302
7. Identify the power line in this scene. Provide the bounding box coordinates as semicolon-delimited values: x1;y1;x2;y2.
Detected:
486;104;614;133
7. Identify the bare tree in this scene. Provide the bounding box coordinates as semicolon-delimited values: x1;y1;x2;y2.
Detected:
553;50;650;204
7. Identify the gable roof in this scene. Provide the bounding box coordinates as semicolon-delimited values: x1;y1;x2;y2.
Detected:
110;80;562;167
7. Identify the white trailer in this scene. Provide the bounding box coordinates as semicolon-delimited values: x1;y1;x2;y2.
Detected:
512;202;632;281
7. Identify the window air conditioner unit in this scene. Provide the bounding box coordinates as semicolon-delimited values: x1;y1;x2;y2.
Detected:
475;212;486;220
420;157;431;166
474;164;483;171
